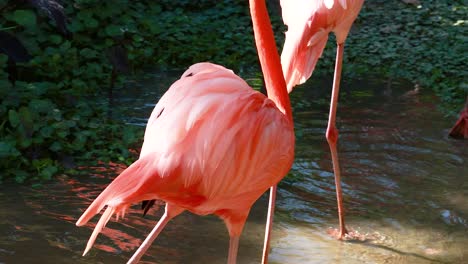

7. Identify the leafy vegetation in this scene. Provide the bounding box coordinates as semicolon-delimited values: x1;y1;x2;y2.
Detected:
0;0;465;184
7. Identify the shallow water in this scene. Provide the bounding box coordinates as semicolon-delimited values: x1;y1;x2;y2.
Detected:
0;71;466;264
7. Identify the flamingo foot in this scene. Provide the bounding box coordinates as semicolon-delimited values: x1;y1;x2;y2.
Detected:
327;227;348;240
327;227;371;241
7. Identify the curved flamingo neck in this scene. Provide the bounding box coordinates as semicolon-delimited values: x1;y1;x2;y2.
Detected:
249;0;292;123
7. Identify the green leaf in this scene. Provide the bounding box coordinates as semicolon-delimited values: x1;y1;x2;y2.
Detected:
143;48;154;57
40;126;53;138
0;141;20;158
132;35;143;42
8;110;20;127
79;48;98;59
29;82;50;96
51;109;62;121
49;141;62;152
84;17;99;28
105;25;122;36
19;106;33;129
57;130;69;138
29;99;54;113
32;136;44;144
49;35;63;45
14;170;29;184
11;10;37;27
40;165;58;180
18;137;32;148
69;19;83;32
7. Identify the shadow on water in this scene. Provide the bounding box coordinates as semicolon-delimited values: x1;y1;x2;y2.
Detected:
0;70;467;264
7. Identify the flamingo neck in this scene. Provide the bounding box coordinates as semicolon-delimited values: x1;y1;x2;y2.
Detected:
249;0;292;123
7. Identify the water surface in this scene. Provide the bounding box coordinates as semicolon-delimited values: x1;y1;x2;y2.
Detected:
0;71;466;263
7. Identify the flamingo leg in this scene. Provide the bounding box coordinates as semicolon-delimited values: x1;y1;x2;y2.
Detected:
127;203;183;264
326;43;348;239
261;185;277;264
227;235;240;264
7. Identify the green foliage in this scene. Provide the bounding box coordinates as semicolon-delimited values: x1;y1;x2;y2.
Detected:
0;54;141;183
10;10;37;27
0;1;145;184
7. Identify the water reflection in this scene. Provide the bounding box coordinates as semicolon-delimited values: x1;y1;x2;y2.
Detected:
0;72;467;263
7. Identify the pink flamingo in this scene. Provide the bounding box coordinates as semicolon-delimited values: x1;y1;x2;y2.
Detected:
263;2;364;259
76;0;293;263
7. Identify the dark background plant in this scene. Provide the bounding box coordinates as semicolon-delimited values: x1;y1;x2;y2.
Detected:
0;0;466;184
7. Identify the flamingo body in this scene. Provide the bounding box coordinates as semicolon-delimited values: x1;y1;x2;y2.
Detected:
280;0;364;91
76;63;294;260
